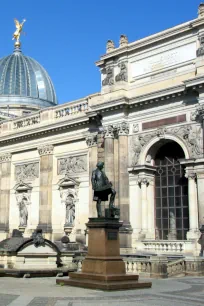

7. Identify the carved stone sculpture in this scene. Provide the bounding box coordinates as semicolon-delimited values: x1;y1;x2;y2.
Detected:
117;122;129;135
115;62;128;82
119;34;128;47
106;40;115;53
86;134;97;147
133;124;139;133
104;125;114;138
15;163;39;181
38;144;54;156
31;229;45;247
16;193;31;227
102;67;114;86
58;155;87;175
60;188;77;226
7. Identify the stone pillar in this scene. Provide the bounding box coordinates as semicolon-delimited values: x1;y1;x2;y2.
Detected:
196;171;204;227
104;125;115;185
117;122;130;227
146;176;155;239
139;178;149;237
37;144;54;238
0;153;11;239
186;172;200;239
86;134;98;218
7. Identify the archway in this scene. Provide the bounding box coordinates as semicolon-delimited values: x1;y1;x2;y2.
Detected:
153;141;189;240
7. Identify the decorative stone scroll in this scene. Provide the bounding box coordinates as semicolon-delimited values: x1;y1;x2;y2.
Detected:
15;162;39;181
115;62;128;82
38;144;54;156
130;124;203;166
102;67;114;86
58;155;87;175
0;153;12;163
86;134;97;147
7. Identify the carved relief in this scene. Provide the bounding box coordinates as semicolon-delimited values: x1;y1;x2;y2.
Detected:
58;155;87;175
102;67;114;86
115;62;128;82
197;35;204;57
104;125;114;138
130;124;203;166
133;124;139;133
15;163;39;181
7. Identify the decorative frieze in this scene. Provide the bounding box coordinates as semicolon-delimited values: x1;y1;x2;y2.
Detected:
102;67;114;86
58;155;87;175
115;62;128;82
0;153;12;163
15;162;39;181
38;144;54;156
86;134;97;147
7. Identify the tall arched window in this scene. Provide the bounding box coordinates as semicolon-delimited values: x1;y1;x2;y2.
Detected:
155;142;189;240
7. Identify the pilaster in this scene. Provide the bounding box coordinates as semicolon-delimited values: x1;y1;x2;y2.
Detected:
0;153;12;239
37;144;54;238
104;125;115;185
86;134;98;218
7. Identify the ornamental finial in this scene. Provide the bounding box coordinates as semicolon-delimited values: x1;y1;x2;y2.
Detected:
12;18;26;48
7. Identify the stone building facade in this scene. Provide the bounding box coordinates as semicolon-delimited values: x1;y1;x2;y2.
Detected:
0;4;204;254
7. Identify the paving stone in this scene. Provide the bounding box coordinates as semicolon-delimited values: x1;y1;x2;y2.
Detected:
0;294;19;306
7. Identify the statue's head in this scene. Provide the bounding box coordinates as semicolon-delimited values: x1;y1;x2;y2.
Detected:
96;161;104;170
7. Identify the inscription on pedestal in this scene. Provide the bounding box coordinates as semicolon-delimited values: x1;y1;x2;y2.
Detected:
108;232;117;240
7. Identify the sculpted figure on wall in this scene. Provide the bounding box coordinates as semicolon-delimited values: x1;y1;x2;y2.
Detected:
15;163;39;181
115;62;128;82
102;67;114;86
58;155;87;175
60;189;77;226
16;193;31;227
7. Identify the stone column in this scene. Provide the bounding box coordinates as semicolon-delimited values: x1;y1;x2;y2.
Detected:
186;172;200;239
117;122;130;227
139;178;149;237
37;144;54;238
104;125;115;185
146;176;155;239
196;171;204;227
86;134;98;218
0;153;12;239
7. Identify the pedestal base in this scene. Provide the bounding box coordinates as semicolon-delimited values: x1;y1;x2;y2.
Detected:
56;272;151;290
57;218;152;291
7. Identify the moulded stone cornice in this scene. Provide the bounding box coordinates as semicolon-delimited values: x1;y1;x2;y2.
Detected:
183;76;204;89
96;18;201;65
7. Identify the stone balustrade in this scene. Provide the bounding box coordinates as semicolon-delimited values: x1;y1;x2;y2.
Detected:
143;240;185;253
13;115;40;129
167;259;185;277
55;101;89;118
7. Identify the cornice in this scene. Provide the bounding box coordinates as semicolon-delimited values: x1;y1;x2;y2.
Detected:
96;18;201;66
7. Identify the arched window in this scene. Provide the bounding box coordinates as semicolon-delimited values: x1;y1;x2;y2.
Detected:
155;142;189;240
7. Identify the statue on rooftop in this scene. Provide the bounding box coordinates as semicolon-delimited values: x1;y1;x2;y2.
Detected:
91;161;116;218
12;18;26;45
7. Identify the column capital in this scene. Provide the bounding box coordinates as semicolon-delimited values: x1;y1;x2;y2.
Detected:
0;153;12;163
185;172;197;180
104;125;114;138
38;144;54;156
138;177;149;186
117;122;129;136
86;134;97;147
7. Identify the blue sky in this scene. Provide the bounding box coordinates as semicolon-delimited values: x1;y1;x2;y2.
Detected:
0;0;201;104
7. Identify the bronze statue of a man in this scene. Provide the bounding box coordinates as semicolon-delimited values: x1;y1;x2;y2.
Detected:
91;161;116;217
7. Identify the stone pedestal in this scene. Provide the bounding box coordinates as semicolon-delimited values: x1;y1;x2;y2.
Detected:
56;218;152;290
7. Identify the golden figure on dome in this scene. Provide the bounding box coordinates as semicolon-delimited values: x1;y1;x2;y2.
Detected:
12;18;26;47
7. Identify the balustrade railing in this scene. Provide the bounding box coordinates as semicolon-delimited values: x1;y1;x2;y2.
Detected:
167;259;185;277
13;115;40;129
143;241;184;253
55;101;89;118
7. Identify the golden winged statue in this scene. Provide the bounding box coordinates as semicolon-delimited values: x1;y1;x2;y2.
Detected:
12;18;26;44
